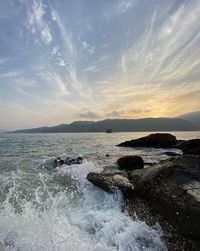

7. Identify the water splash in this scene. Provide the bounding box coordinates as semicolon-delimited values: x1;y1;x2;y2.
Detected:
0;160;167;251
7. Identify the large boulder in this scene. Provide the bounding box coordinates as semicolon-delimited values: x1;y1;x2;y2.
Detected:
128;155;200;240
117;156;144;171
177;139;200;155
117;133;177;148
87;171;133;193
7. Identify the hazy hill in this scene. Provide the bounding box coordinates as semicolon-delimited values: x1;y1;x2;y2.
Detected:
178;111;200;127
10;118;197;133
0;130;6;134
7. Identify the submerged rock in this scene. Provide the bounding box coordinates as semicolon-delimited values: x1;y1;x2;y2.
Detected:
64;156;83;165
53;156;83;168
117;133;177;148
53;157;64;168
117;155;144;171
128;155;200;240
87;171;133;193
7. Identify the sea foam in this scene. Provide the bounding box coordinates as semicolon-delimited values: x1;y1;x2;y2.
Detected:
0;161;167;251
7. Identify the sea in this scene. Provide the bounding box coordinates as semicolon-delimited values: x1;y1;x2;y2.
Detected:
0;131;199;251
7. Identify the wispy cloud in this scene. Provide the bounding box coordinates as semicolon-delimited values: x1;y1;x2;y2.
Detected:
37;71;69;97
105;0;138;17
26;0;52;44
82;41;95;55
84;55;110;72
0;0;200;129
118;0;138;14
78;111;101;120
0;70;24;79
0;57;9;65
105;109;151;119
51;8;86;95
114;1;200;104
51;9;75;59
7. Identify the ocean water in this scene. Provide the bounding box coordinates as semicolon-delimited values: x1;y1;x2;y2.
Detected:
0;131;199;251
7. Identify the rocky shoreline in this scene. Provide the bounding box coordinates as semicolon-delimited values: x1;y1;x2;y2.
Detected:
87;133;200;251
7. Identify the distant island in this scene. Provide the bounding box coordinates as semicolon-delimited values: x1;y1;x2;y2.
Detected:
9;117;199;133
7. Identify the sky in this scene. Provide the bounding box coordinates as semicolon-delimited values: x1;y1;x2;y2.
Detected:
0;0;200;130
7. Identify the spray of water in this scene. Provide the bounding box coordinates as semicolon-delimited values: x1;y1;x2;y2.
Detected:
0;161;167;251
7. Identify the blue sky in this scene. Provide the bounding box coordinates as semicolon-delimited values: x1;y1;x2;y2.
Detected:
0;0;200;130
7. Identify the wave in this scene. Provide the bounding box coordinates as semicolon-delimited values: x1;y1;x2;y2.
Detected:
0;161;167;251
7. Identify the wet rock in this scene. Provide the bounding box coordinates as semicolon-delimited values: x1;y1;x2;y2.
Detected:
117;155;144;171
128;155;200;240
53;157;63;168
64;157;74;165
77;156;83;164
177;139;200;155
117;133;177;148
53;156;83;168
101;165;125;175
124;196;200;251
87;171;133;193
164;152;181;157
144;162;156;166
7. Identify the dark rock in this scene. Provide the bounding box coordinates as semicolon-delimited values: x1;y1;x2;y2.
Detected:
117;133;177;148
77;156;83;164
164;151;181;157
105;154;110;157
53;156;83;168
64;156;83;165
128;155;200;240
87;171;133;193
124;196;200;251
117;155;144;171
60;159;64;165
53;157;63;168
177;139;200;155
106;128;113;133
64;157;73;165
101;165;124;175
144;162;156;166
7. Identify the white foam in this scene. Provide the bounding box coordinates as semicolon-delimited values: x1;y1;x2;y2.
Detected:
0;161;167;251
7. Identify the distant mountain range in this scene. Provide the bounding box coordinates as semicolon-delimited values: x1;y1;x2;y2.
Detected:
178;111;200;127
9;117;199;133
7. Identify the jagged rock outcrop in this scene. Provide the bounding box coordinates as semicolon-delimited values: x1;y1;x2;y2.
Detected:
128;155;200;240
117;133;177;148
87;170;133;193
117;133;200;156
87;154;200;241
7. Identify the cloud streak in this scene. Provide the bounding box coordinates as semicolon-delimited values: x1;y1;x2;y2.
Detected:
26;0;52;44
0;0;200;129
